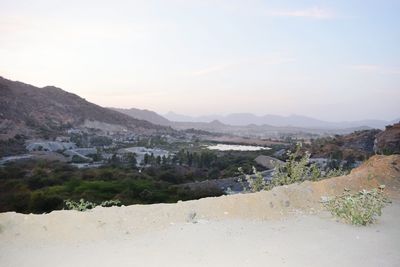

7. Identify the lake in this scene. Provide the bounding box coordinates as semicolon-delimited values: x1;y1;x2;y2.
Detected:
206;144;271;151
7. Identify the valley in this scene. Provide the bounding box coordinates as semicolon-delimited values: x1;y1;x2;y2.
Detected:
1;76;398;215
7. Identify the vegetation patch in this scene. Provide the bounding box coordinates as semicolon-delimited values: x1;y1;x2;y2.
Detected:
239;142;349;192
271;143;347;186
64;199;121;211
324;186;390;225
238;166;266;193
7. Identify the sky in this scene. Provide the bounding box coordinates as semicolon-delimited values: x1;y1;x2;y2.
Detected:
0;0;399;122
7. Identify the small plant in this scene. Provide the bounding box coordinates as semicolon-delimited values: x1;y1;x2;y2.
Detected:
64;199;121;211
325;167;348;178
237;143;353;193
309;163;322;181
238;166;266;192
64;199;96;211
100;199;121;207
271;142;320;186
271;142;349;187
324;185;390;225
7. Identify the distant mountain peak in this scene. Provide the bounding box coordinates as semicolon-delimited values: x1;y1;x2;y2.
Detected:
112;107;170;126
209;120;224;126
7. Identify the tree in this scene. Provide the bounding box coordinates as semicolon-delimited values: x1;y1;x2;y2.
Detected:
109;154;120;165
149;153;155;164
161;155;168;166
187;151;193;167
171;155;178;165
125;152;137;168
144;154;149;165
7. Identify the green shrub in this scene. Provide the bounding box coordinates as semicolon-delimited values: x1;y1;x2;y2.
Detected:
64;199;96;211
271;143;349;187
324;186;390;225
100;199;122;207
325;167;348;178
30;192;64;213
271;143;320;186
6;191;31;213
64;198;121;211
238;166;266;192
237;143;354;193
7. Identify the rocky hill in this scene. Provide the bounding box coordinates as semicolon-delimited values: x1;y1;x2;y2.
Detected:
375;122;400;154
306;122;400;161
0;76;170;140
307;129;382;160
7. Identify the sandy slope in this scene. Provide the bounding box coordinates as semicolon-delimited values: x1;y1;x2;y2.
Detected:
0;155;399;267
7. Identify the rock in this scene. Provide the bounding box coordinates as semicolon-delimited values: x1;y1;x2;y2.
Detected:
254;155;284;170
186;211;197;223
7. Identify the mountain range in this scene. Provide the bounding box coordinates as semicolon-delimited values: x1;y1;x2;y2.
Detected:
1;75;398;141
164;112;399;129
111;109;381;138
110;109;399;131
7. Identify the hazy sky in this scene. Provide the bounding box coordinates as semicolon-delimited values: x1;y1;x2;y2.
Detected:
0;0;399;121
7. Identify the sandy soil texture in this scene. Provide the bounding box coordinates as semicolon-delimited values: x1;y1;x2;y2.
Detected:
0;155;399;267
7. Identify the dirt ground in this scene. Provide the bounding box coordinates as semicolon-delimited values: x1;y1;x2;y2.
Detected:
0;155;399;267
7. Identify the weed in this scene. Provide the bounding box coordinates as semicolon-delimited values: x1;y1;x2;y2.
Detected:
100;199;122;207
324;185;390;225
271;143;320;186
238;166;266;192
64;198;121;211
64;199;96;211
271;142;348;187
325;167;348;178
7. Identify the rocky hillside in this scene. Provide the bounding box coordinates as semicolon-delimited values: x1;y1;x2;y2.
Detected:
375;122;400;154
0;76;170;139
307;129;381;160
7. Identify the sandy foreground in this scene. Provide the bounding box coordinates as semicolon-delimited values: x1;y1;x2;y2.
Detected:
1;155;400;267
0;203;399;267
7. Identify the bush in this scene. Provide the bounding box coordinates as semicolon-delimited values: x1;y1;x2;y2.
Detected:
64;198;121;211
325;167;348;178
64;199;96;211
238;166;266;193
100;199;122;207
30;192;64;213
324;186;390;225
271;143;348;187
237;143;322;192
271;143;320;186
237;143;352;193
5;191;31;213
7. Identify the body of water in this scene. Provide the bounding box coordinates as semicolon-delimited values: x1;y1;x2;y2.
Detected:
206;144;271;151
